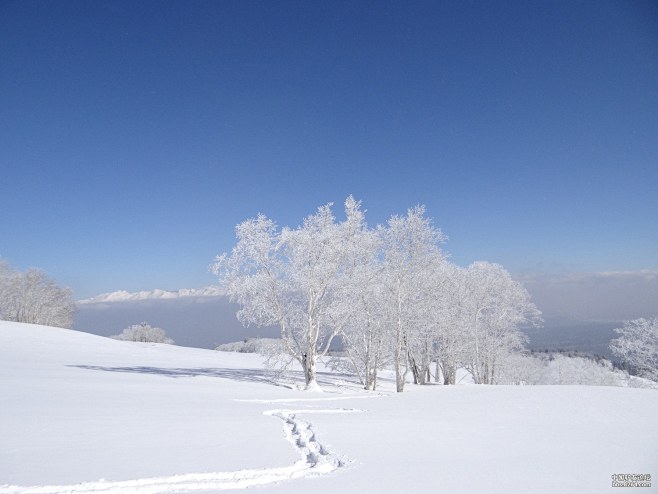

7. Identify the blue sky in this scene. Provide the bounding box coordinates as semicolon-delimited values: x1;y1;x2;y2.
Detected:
1;0;657;300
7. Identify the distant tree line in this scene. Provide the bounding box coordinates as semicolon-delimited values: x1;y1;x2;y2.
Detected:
0;259;75;329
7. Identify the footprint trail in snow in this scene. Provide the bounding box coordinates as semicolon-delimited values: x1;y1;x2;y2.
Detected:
0;408;361;494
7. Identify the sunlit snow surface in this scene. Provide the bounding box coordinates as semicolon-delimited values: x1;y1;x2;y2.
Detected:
1;321;657;493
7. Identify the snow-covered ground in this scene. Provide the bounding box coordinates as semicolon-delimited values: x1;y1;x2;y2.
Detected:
1;321;656;493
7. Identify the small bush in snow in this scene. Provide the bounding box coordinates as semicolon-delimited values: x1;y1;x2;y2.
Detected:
214;340;247;352
215;337;282;354
111;322;174;344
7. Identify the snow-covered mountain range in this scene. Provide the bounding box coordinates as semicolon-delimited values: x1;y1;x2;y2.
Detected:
77;286;225;304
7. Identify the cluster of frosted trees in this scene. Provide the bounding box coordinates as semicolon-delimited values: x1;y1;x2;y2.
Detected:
494;353;632;387
213;197;541;391
0;260;75;329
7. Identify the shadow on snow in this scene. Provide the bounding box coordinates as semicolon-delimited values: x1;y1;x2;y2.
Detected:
67;364;371;391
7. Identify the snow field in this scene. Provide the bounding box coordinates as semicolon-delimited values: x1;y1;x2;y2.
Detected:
1;321;657;494
0;408;358;493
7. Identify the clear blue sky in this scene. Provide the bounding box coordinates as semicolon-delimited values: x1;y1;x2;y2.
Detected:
1;0;657;299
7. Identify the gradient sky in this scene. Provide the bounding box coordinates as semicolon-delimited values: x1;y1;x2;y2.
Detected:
1;0;657;300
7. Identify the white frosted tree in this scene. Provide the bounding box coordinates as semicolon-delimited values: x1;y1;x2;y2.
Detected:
430;263;471;385
0;260;15;317
379;206;447;392
212;196;367;390
0;261;75;329
610;317;658;382
333;223;390;390
111;322;174;344
404;253;451;385
462;262;541;384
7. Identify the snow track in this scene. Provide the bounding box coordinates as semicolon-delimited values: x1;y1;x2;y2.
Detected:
0;408;360;494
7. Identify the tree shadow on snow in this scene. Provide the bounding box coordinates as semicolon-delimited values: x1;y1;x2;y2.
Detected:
67;365;367;391
69;365;293;388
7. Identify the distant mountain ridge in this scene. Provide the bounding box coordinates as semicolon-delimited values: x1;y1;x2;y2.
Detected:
78;286;225;304
74;287;273;348
75;286;632;355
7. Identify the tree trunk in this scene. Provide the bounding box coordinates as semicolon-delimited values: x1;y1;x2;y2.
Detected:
372;333;382;391
443;361;456;385
364;330;372;390
395;343;405;392
408;351;427;385
302;352;318;389
395;281;406;392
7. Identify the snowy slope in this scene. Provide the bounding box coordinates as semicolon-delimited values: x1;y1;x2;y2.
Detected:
1;321;657;493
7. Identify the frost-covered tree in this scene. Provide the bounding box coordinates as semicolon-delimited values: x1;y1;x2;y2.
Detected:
610;317;658;382
403;253;451;386
212;196;367;389
0;261;75;329
334;224;390;390
461;262;541;384
430;264;471;385
0;260;14;315
379;206;447;392
111;322;174;344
